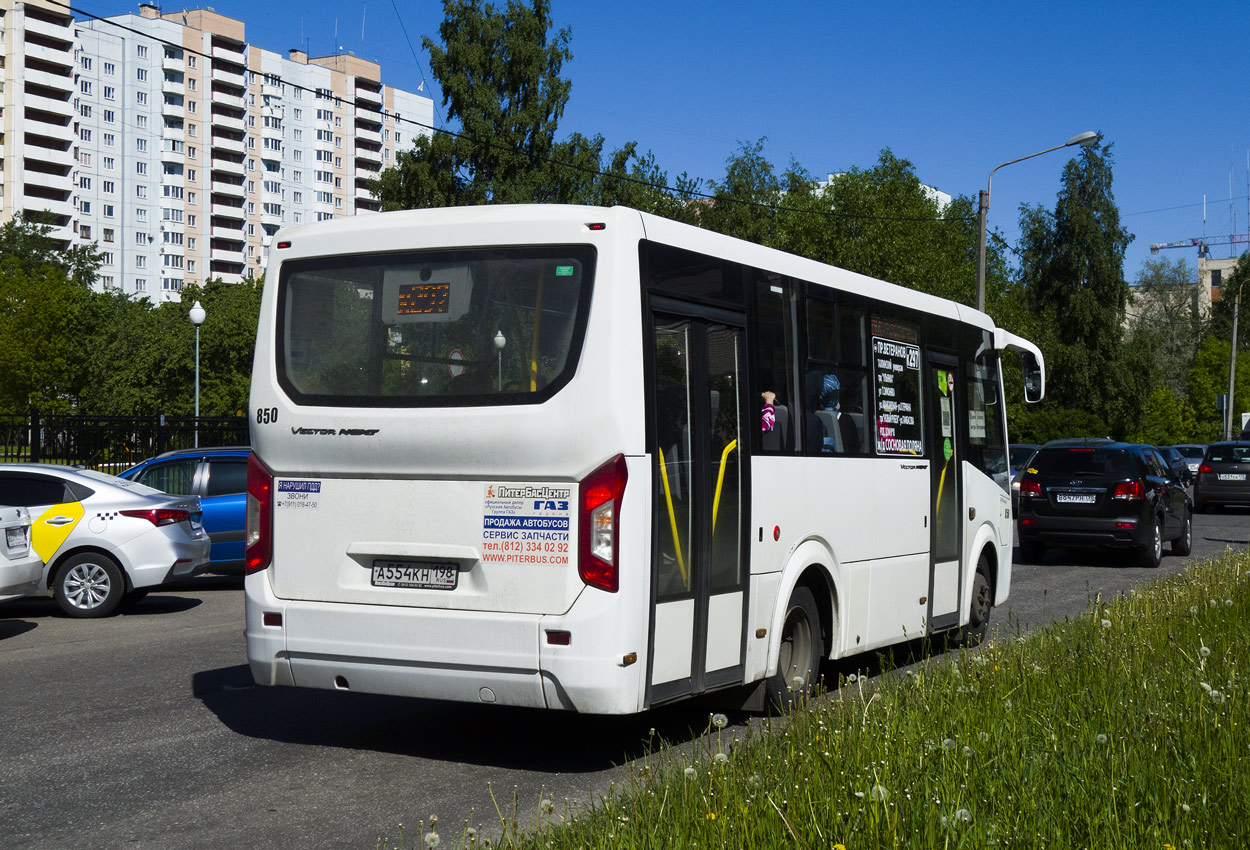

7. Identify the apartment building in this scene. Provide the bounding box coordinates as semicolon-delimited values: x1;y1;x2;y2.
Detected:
2;0;432;301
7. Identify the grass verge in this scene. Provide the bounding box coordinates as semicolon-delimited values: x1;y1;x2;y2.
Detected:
381;549;1249;850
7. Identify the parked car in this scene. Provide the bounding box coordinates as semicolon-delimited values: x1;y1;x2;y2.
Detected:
1170;444;1206;479
1192;441;1250;512
1158;445;1194;485
1009;443;1039;515
119;447;249;574
0;505;43;603
0;465;209;617
1016;439;1192;567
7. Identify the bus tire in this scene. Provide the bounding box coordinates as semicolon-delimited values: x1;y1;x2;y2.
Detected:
959;556;992;646
765;586;822;711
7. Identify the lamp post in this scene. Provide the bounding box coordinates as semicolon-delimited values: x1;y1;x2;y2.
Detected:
975;131;1100;313
494;330;506;391
189;300;206;447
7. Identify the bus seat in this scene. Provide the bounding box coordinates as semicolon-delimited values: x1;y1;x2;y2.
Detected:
815;410;843;453
846;412;865;452
762;403;790;451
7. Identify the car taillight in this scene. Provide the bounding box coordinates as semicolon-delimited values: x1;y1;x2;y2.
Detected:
1110;480;1144;500
1198;463;1212;475
121;508;190;526
578;454;628;593
245;453;274;574
1019;478;1041;498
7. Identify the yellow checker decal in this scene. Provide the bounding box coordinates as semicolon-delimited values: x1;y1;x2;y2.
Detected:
32;502;84;562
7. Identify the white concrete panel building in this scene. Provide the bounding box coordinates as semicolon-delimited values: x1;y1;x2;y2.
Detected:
2;1;433;301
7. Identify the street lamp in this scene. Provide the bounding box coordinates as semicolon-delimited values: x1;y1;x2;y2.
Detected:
494;330;506;391
975;131;1100;313
189;300;206;447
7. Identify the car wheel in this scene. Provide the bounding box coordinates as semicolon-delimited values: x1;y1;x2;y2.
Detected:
1171;510;1193;556
765;586;822;712
1139;518;1163;569
1019;540;1046;564
53;553;126;618
959;556;993;646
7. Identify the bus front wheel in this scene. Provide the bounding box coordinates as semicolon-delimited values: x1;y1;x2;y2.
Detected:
766;586;822;711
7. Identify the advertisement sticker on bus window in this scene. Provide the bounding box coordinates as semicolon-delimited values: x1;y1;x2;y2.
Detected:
872;335;923;456
276;479;321;510
481;483;572;567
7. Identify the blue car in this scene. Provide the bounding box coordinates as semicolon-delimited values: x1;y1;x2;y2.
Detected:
120;447;249;575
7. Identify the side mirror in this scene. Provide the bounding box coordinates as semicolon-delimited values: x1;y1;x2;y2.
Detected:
1021;351;1044;404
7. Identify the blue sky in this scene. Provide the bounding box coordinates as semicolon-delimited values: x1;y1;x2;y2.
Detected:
76;0;1250;283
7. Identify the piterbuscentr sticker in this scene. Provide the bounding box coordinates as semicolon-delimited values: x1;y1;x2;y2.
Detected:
276;479;321;509
482;483;571;566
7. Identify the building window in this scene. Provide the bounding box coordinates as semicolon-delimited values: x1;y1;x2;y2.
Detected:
80;177;92;191
103;228;115;242
82;56;93;70
103;204;115;218
136;255;147;268
79;225;92;239
137;68;148;82
104;62;116;75
138;45;148;59
136;278;147;291
80;80;92;95
137;91;148;106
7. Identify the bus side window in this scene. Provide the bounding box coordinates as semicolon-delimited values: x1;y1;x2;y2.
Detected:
753;274;796;454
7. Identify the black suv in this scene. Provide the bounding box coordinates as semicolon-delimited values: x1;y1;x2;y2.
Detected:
1016;439;1192;567
1192;441;1250;512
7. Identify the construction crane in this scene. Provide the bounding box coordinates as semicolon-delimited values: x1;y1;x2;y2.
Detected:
1150;233;1250;256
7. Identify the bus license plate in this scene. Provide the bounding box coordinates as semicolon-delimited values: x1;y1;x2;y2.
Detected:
1055;493;1095;504
371;561;458;590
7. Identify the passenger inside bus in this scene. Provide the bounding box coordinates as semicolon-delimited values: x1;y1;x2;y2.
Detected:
809;372;860;454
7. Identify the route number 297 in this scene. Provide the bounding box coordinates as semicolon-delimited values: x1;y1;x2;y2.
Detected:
255;407;279;424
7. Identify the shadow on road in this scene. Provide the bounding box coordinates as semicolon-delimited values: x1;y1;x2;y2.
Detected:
193;664;721;772
0;619;38;640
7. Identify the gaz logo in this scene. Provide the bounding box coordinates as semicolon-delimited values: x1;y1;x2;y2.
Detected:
534;500;569;511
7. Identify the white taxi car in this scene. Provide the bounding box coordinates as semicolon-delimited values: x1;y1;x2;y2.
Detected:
0;465;210;617
0;505;42;603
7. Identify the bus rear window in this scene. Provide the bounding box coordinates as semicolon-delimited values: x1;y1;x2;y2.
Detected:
275;246;595;406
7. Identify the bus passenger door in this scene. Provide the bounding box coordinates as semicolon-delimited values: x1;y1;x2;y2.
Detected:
926;352;962;631
648;309;748;705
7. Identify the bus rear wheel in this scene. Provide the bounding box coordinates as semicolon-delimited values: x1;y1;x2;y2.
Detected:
766;586;822;711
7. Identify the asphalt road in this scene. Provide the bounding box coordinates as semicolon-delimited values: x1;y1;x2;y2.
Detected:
2;508;1246;850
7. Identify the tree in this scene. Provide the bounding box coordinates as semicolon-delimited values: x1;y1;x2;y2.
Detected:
1017;141;1137;436
374;0;681;212
1124;256;1207;398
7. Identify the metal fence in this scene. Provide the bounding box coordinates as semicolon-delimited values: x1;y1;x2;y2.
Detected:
0;410;250;472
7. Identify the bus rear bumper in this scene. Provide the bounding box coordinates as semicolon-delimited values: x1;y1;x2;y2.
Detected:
244;571;644;713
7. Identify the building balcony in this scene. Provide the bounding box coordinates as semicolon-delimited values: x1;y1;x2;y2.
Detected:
162;55;187;73
211;224;244;240
212;90;246;110
211;43;246;63
210;247;244;263
210;135;246;155
210;156;246;177
159;242;186;256
162;79;186;97
354;125;381;145
210;202;246;220
261;125;282;141
22;195;74;221
211;180;245;198
22;15;74;45
354;165;380;181
210;112;246;133
354;85;382;105
354;146;383;166
26;91;74;119
22;169;72;193
210;63;246;89
23;41;74;70
354;185;376;202
25;66;74;93
354;104;383;124
161;101;185;119
22;142;74;169
261;211;282;228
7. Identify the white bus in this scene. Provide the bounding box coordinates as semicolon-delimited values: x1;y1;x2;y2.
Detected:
244;204;1044;714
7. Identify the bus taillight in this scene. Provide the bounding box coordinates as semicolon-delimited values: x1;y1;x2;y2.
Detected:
245;452;274;574
578;454;628;593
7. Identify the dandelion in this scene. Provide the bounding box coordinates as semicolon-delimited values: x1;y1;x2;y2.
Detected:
1095;733;1109;745
748;775;762;788
423;832;441;849
1200;645;1212;658
847;673;859;683
1100;619;1112;629
465;827;477;841
870;784;889;802
1190;605;1199;615
1182;803;1192;813
962;746;973;757
1211;690;1226;705
684;767;697;781
955;808;973;824
1226;599;1234;607
792;675;806;690
711;712;729;729
714;752;729;765
705;812;717;821
540;799;554;814
942;738;957;750
1200;681;1213;694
